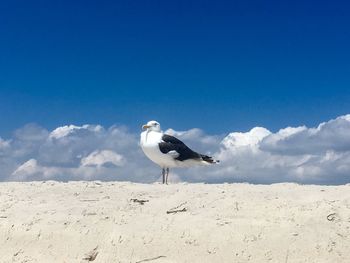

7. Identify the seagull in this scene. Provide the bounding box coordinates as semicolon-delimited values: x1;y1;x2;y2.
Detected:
140;120;219;184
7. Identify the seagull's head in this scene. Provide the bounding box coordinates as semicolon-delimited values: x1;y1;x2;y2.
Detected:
142;120;161;132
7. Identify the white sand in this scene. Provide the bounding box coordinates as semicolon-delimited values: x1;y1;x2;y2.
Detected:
1;181;350;263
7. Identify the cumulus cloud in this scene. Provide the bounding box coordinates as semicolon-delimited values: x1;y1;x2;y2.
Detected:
2;124;158;182
81;150;125;168
260;115;350;155
1;115;350;184
204;114;350;184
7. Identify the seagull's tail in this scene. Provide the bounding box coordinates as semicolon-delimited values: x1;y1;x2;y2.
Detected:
200;154;220;165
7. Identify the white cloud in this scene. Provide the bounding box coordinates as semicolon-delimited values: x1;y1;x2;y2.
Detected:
49;124;103;140
1;114;350;184
11;159;62;181
3;124;156;182
198;114;350;184
81;150;125;167
12;159;39;178
221;127;271;148
260;115;350;155
0;137;10;149
11;158;117;181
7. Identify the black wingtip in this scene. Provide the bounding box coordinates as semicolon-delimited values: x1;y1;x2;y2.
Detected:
201;155;219;164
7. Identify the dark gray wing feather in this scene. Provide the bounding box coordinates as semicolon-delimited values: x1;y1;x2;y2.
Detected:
159;134;201;161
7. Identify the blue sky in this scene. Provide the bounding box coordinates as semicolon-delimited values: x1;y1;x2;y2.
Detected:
1;0;350;138
1;1;350;184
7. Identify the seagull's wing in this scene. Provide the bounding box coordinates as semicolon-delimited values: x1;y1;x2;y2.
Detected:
158;134;201;161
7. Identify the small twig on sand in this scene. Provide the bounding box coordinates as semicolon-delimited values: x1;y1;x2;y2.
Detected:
166;202;188;214
13;249;23;257
135;255;166;263
327;213;337;221
0;216;8;218
82;246;99;261
166;208;187;214
131;198;149;205
80;199;100;202
170;202;187;210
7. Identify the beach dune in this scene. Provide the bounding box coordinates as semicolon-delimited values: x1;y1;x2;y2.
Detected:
0;181;350;262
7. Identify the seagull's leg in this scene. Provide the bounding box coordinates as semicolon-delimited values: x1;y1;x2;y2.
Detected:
166;168;169;184
162;168;165;184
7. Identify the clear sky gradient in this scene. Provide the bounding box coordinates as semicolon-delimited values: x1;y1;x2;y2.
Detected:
1;0;350;137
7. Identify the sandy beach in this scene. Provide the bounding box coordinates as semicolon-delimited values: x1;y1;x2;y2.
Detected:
0;181;350;263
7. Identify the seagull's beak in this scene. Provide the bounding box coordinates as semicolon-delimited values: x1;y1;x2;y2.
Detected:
142;124;150;130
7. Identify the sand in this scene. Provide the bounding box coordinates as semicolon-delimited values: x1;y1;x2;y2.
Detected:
0;181;350;263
